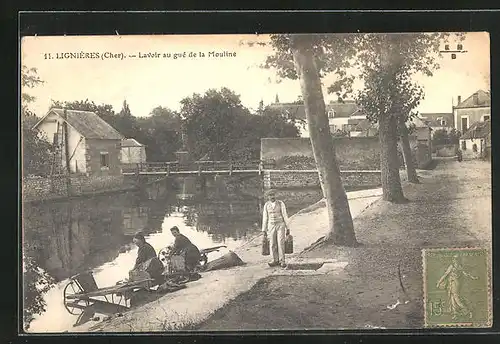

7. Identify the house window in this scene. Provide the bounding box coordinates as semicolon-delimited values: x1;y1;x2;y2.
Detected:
483;115;490;122
461;117;468;134
100;152;110;169
461;141;467;150
472;143;478;152
328;110;335;118
441;120;447;126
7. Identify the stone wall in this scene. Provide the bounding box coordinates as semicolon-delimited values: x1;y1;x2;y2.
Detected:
23;174;128;202
435;144;457;157
261;137;381;170
263;170;381;190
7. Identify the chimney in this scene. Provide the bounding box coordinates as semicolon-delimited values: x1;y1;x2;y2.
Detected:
473;92;479;105
457;95;461;105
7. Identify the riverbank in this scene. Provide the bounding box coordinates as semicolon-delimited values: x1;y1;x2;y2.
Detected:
83;187;383;332
196;159;491;330
22;174;140;203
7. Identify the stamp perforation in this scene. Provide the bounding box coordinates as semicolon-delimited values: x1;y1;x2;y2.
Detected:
423;247;492;328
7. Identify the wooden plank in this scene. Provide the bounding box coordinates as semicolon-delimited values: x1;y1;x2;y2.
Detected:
66;279;154;299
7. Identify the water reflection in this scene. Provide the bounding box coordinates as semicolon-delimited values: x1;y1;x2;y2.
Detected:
23;178;324;333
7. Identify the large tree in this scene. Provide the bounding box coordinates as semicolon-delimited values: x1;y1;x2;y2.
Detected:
180;88;299;162
264;34;358;246
333;33;462;199
180;88;249;160
136;106;182;161
231;107;300;161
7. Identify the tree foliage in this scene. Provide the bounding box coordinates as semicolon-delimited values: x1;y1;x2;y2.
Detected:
263;34;358;82
21;65;44;117
180;88;298;161
264;33;461;201
331;33;460;124
21;66;53;176
432;128;461;146
136;106;182;161
23;252;55;330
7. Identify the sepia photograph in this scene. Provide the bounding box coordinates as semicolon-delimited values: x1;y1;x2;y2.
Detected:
20;32;491;333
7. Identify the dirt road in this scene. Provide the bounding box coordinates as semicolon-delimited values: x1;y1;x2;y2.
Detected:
196;159;492;330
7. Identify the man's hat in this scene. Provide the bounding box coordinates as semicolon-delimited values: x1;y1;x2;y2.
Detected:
265;189;277;197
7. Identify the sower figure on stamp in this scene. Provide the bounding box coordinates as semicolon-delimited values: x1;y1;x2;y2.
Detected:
261;189;291;268
436;255;478;320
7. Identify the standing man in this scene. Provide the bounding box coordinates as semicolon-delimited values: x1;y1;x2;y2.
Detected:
262;189;290;268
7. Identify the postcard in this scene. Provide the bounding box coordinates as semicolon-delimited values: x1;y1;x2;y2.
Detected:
21;32;491;333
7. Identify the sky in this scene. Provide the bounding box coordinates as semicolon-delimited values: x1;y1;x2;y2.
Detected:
21;32;490;118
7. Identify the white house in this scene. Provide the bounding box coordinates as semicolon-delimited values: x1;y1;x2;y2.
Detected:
121;138;147;165
459;119;490;159
32;108;124;176
453;90;491;134
268;99;365;138
419;112;455;135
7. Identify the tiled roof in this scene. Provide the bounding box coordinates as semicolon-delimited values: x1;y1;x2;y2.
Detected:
411;116;432;129
419;113;454;127
41;108;124;140
122;138;144;147
455;90;491;109
460;120;491;139
268;100;360;120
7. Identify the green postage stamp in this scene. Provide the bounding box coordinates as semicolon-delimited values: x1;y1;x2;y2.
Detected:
423;247;492;327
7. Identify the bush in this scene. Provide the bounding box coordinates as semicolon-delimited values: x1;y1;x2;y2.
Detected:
23;253;55;330
22;117;53;177
432;128;461;146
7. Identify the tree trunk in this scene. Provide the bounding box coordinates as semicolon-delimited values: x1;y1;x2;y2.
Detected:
291;35;356;246
379;113;407;202
398;119;419;183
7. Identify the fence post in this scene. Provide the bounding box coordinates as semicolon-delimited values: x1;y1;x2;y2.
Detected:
258;160;262;175
198;163;202;176
167;163;170;176
229;161;233;176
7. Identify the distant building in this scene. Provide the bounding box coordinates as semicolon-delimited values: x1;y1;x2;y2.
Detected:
33;108;124;176
419;112;455;134
349;118;378;137
121;138;147;165
453;90;490;134
268;99;365;137
411;116;433;144
459;119;491;159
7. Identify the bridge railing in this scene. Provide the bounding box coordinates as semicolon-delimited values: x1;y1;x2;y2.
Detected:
132;160;267;174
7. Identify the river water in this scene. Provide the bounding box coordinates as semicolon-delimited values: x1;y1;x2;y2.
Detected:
23;179;323;333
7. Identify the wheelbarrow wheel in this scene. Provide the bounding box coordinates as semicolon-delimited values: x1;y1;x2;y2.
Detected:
200;253;208;266
63;280;91;315
158;247;172;266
